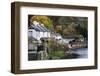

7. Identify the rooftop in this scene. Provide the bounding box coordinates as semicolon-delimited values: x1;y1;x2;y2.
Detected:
28;21;50;32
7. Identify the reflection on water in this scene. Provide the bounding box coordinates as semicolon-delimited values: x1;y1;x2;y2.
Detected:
71;48;88;58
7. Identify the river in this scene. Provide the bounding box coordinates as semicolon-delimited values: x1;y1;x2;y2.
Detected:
71;48;88;58
64;48;88;59
61;38;88;59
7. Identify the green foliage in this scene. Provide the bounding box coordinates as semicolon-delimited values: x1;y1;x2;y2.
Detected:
48;50;64;59
57;17;88;38
63;23;76;36
55;25;62;34
75;24;87;38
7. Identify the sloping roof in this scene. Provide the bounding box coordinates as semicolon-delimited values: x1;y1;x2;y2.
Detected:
28;24;50;32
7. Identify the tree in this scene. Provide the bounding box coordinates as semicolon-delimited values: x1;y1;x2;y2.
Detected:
75;23;87;38
55;25;62;34
63;24;76;36
30;16;53;29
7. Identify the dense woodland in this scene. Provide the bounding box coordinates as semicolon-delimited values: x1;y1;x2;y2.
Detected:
29;15;88;39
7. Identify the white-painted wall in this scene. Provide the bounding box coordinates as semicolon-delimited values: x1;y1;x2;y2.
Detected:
28;29;37;38
28;29;51;40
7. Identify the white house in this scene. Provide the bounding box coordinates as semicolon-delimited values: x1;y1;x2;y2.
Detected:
28;21;51;40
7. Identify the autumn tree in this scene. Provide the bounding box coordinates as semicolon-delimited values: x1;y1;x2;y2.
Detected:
30;15;53;29
63;24;76;36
